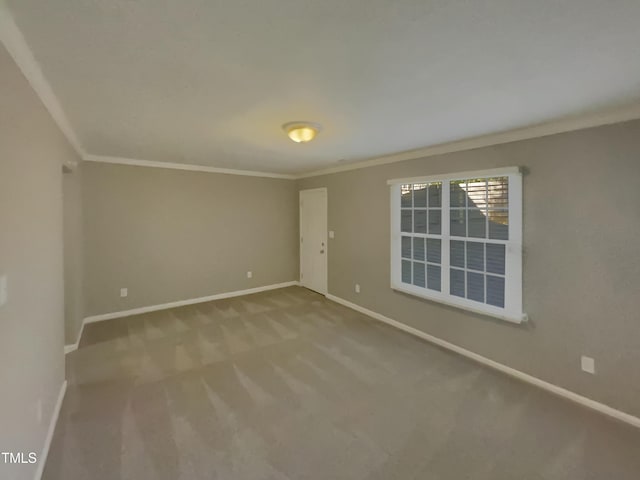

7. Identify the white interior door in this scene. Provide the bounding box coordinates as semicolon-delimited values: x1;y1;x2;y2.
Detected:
299;188;328;295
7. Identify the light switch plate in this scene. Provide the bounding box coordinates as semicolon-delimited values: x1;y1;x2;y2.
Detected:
120;288;128;298
329;231;335;239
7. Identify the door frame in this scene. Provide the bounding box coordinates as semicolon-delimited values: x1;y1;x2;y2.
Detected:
299;187;328;295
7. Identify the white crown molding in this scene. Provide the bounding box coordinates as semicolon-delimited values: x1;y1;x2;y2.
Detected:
84;102;640;180
86;104;640;180
3;0;639;179
83;154;296;180
0;0;84;157
295;103;640;179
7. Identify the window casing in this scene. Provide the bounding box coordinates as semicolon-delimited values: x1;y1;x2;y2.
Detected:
389;167;526;323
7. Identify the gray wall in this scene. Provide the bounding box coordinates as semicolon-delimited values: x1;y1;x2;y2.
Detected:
82;162;299;317
0;44;79;479
63;162;84;345
298;119;640;417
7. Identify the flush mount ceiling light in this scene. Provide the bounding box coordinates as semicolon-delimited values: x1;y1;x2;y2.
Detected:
282;122;322;143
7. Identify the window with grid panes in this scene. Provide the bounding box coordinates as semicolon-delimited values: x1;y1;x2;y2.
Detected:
390;167;526;323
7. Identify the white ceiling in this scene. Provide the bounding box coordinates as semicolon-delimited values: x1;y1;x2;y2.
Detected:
7;0;640;174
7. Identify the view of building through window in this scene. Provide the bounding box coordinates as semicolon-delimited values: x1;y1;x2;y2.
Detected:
393;170;522;320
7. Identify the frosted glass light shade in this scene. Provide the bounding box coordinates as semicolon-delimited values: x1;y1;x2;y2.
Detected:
283;122;321;143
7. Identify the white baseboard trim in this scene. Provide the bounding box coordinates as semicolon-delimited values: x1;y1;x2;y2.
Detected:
64;320;85;354
326;294;640;430
34;380;67;480
84;281;299;324
65;281;299;354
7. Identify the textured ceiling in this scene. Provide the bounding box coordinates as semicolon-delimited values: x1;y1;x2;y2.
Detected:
7;0;640;173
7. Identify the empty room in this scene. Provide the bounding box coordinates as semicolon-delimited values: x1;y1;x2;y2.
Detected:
2;1;640;479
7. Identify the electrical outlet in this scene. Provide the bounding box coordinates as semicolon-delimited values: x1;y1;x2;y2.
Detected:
355;284;360;294
247;271;253;279
581;356;595;374
329;231;335;239
120;288;128;298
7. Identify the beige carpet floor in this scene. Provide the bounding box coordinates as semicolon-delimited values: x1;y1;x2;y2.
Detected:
44;286;640;479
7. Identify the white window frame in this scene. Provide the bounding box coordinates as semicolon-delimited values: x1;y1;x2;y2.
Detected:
388;166;527;324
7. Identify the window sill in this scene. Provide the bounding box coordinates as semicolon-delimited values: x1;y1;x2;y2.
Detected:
391;282;528;324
